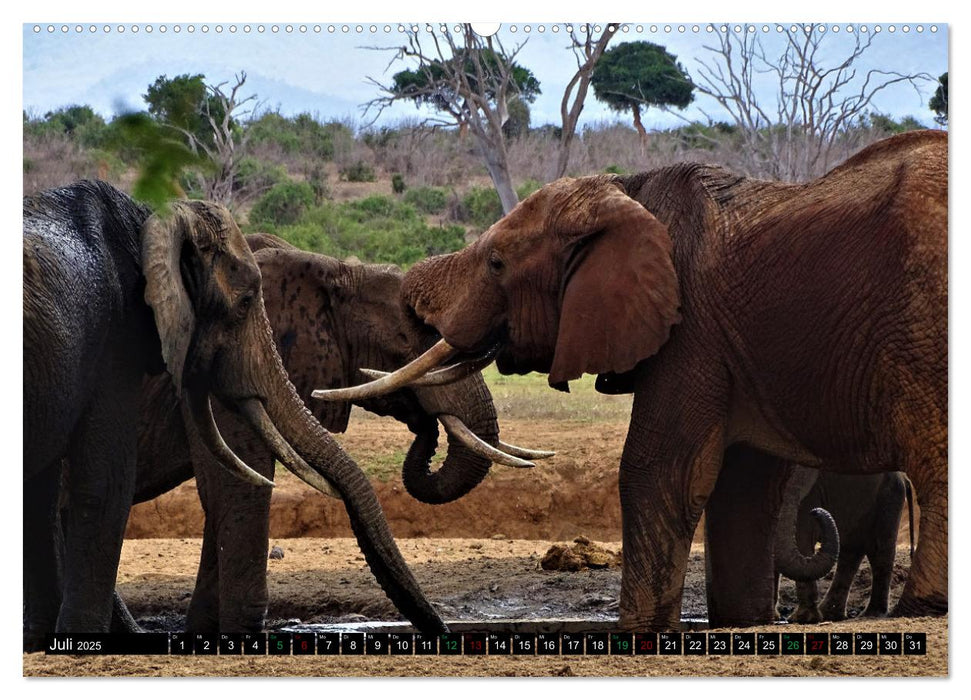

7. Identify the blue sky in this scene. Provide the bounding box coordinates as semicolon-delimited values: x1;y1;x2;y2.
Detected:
22;22;948;132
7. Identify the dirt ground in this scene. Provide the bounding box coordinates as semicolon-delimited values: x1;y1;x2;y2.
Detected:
24;417;944;677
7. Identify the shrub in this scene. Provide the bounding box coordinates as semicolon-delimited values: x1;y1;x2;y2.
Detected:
516;179;543;200
461;187;504;228
305;164;330;204
234;156;287;196
248;112;350;161
391;173;406;194
249;181;315;226
259;195;466;267
403;186;448;215
603;164;627;175
362;126;400;150
339;160;377;182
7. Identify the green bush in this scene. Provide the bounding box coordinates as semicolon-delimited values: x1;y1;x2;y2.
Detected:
403;186;448;214
461;187;504;228
249;181;316;226
516;179;543;200
866;112;927;135
305;164;330;204
362;126;400;149
391;173;406;194
671;121;737;150
257;194;466;267
248;112;348;161
603;164;627;175
234;156;287;195
339;160;377;182
24;105;109;148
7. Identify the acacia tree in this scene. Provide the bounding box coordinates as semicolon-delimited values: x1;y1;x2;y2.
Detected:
555;23;619;178
367;24;539;214
692;25;934;180
591;41;694;153
929;72;948;126
145;72;260;207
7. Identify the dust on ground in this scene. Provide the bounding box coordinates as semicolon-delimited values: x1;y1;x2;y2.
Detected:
24;538;943;677
28;415;938;677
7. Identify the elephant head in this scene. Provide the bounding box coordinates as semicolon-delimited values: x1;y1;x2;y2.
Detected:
140;205;445;632
249;237;550;505
313;175;681;394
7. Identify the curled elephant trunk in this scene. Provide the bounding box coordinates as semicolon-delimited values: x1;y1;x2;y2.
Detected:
401;420;495;505
775;466;840;582
401;372;500;504
399;368;551;505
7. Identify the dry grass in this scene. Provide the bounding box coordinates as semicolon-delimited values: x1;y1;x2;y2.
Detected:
23;116;901;204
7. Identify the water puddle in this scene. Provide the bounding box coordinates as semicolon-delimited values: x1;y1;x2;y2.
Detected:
282;618;711;634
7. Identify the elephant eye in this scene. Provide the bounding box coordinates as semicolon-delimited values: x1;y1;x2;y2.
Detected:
237;293;255;312
488;251;504;275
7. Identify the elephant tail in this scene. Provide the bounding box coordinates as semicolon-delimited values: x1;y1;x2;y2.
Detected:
905;475;916;559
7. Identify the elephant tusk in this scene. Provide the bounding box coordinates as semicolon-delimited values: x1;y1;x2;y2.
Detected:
187;392;275;488
438;415;535;469
358;344;500;388
236;398;341;500
496;441;555;460
312;338;458;401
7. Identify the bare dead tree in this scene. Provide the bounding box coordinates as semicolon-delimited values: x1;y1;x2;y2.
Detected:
555;23;619;178
169;72;263;208
365;25;534;214
693;24;933;180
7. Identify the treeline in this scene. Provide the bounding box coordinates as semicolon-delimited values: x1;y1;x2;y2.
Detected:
23;103;931;267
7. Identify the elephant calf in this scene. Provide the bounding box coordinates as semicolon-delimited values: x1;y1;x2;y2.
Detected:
783;471;910;622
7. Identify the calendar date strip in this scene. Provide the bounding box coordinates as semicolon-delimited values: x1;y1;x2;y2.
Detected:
44;631;927;656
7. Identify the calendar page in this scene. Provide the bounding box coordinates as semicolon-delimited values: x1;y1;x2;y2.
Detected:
22;19;948;679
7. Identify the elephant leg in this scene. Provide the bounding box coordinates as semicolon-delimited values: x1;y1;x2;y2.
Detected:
58;388;137;632
23;460;64;651
861;474;905;618
185;505;221;633
791;580;822;624
188;417;273;633
894;469;947;616
620;415;726;630
819;550;864;621
862;554;895;618
214;465;273;632
705;447;789;627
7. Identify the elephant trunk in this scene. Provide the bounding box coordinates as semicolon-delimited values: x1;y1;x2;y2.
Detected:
249;312;447;633
401;373;499;505
775;466;840;582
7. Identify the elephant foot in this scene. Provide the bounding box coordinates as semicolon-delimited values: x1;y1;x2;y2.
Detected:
893;592;948;618
819;604;848;622
821;609;847;622
788;605;823;624
861;607;889;619
23;629;49;653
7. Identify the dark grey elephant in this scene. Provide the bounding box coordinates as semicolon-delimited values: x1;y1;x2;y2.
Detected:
127;234;545;633
781;470;909;623
24;182;446;650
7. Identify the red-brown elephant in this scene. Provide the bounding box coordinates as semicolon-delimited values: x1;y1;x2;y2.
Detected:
317;131;947;629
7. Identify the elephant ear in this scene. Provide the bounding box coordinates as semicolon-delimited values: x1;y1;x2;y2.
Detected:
142;203;195;397
548;181;681;387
